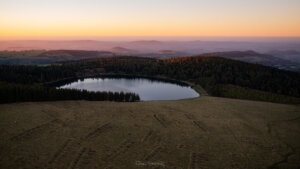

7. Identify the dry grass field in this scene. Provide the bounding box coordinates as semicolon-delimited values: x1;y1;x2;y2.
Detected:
0;96;299;169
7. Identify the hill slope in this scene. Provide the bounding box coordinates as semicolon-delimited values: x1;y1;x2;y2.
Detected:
201;51;300;72
0;97;299;168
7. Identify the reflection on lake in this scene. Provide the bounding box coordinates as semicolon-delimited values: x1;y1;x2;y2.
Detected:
59;77;199;101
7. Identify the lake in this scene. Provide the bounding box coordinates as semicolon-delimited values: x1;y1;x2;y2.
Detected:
58;77;199;101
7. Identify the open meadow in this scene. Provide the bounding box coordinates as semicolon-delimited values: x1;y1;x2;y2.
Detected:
0;96;299;169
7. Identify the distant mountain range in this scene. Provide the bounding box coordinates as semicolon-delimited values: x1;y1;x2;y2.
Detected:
0;40;299;72
111;46;136;53
1;39;299;54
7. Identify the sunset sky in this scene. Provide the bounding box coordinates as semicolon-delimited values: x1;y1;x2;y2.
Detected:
1;0;300;38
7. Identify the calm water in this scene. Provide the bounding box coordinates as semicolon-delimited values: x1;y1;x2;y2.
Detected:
59;78;199;101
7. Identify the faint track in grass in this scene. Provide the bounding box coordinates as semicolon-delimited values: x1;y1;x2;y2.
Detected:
67;147;98;169
192;121;208;132
141;130;161;144
153;114;167;128
83;123;112;141
143;146;163;161
10;119;62;142
47;139;81;169
48;139;72;165
103;139;135;161
188;152;208;169
141;130;153;143
48;122;111;169
185;113;195;120
266;116;300;169
184;113;209;133
68;147;87;169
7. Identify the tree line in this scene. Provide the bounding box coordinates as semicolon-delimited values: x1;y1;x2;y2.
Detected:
0;82;140;103
1;56;300;103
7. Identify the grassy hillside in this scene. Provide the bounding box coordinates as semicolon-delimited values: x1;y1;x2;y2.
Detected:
0;97;299;169
219;84;300;104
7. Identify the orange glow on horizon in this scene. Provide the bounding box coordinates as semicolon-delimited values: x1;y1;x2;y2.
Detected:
1;22;300;37
1;0;300;38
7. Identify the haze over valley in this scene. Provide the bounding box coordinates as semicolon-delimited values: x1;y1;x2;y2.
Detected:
1;38;300;72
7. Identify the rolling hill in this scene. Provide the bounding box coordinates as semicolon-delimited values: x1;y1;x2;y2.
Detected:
200;51;300;72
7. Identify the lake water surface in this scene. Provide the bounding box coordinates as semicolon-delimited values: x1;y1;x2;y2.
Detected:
59;77;199;101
